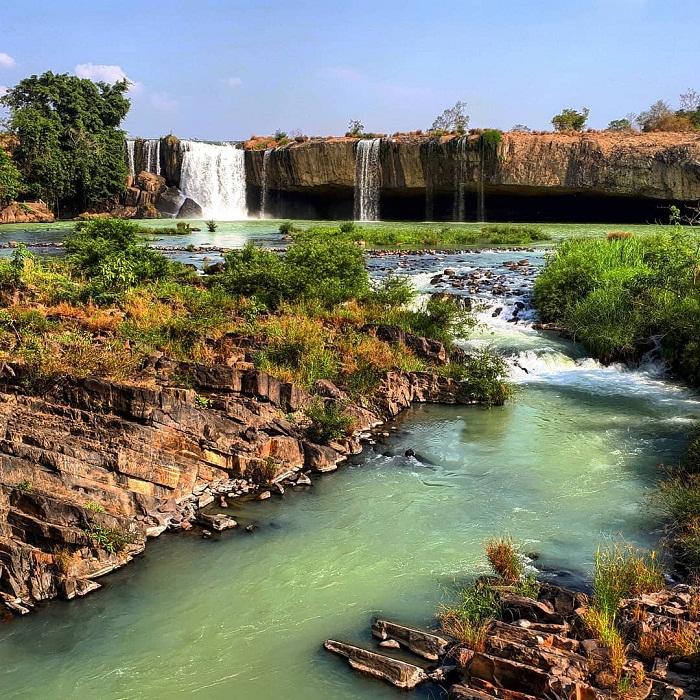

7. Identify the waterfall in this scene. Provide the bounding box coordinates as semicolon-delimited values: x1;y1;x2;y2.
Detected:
354;138;382;221
453;136;468;222
125;139;135;178
145;139;161;175
179;140;248;219
477;138;486;222
259;148;272;218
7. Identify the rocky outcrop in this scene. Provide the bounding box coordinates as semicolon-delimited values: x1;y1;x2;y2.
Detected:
245;132;700;201
325;585;699;698
0;337;481;613
0;201;54;225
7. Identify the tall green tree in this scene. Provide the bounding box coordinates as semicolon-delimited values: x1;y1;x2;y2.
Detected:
551;107;590;132
0;148;23;206
0;72;130;212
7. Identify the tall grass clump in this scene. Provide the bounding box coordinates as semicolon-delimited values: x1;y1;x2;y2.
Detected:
533;230;700;381
438;582;500;651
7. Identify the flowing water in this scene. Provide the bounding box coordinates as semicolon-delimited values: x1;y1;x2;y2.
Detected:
0;246;697;699
259;148;272;218
180;141;248;220
125;139;136;178
354;138;382;221
146;139;161;176
453;136;468;222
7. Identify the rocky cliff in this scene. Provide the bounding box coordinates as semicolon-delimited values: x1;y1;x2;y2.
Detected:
0;201;54;225
244;132;700;221
0;340;476;613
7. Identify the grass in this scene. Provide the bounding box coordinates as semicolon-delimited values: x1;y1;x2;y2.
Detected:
288;221;551;248
638;625;700;660
438;582;500;651
485;537;522;583
304;398;354;444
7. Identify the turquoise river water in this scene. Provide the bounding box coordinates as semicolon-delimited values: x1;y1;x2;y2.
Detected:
0;225;697;699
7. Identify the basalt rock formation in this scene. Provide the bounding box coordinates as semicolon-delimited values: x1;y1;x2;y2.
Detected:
325;584;700;698
0;334;478;614
244;132;700;222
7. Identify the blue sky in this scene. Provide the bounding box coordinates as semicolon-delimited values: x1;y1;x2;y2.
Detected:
0;0;698;140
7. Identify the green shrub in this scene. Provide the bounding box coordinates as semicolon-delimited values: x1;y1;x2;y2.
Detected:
0;148;23;205
364;275;416;308
206;219;218;232
533;233;700;382
84;523;135;554
339;221;355;234
552;107;590;132
438;581;499;651
15;479;32;492
305;399;353;444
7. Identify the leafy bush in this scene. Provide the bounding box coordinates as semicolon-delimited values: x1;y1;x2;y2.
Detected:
551;107;590;132
305;399;353;444
66;218;177;300
206;219;218;232
607;118;634;132
84;523;135;554
216;238;369;309
533;232;700;380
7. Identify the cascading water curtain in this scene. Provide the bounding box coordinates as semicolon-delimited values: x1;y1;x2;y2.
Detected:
179;140;248;220
259;148;272;218
354;138;382;221
453;136;468;222
125;139;136;178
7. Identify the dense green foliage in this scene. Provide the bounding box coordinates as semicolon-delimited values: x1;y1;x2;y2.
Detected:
215;238;369;308
285;222;550;249
551;107;590;132
607;118;634;132
0;72;130;211
533;231;700;382
0;148;23;205
0;219;511;408
65;218;185;301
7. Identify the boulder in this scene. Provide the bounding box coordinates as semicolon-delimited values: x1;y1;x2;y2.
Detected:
136;171;166;193
156;187;186;217
177;197;203;219
324;639;428;690
195;513;237;531
371;619;450;661
303;442;343;472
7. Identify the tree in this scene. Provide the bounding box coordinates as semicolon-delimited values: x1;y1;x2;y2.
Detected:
0;72;130;212
431;101;469;134
637;99;695;132
347;120;365;137
551;107;590;132
679;89;700;112
511;124;531;133
606;118;634;132
0;148;23;206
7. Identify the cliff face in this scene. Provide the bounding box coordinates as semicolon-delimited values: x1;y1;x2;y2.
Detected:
0;345;474;613
246;132;700;199
244;132;700;221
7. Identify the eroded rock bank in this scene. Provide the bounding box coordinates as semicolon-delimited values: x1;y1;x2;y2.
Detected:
0;334;479;613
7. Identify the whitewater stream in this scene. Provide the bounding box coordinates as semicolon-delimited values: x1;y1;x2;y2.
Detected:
1;247;697;699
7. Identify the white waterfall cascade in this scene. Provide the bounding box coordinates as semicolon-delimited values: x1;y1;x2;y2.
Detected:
354;138;382;221
179;140;248;219
145;139;161;175
126;139;136;178
453;136;468;221
259;148;272;218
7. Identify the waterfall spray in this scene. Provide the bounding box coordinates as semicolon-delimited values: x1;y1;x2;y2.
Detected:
354;138;382;221
179;140;248;219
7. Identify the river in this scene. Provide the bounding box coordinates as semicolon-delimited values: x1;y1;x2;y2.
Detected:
0;228;696;699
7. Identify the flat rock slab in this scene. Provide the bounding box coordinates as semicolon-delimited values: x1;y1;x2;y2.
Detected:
324;639;428;689
372;619;450;661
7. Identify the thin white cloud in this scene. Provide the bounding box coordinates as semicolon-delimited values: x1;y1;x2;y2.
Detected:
74;63;142;93
150;92;177;111
225;77;243;88
0;52;15;68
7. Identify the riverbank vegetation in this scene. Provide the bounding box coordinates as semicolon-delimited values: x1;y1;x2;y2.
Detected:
0;218;511;411
534;227;700;577
282;221;551;248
